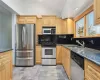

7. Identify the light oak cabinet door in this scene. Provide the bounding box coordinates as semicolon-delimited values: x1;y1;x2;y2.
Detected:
65;48;71;79
56;18;62;34
17;16;36;24
56;46;62;64
66;19;74;34
94;0;100;25
0;51;12;80
62;47;65;65
0;59;2;80
85;59;100;80
36;46;41;64
62;47;71;79
36;19;42;44
62;20;67;34
56;18;67;34
17;16;26;24
1;67;6;80
26;17;36;24
42;17;56;26
5;62;11;80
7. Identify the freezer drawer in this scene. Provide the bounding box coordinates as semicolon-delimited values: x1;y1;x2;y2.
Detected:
16;58;34;66
16;51;33;58
42;59;56;65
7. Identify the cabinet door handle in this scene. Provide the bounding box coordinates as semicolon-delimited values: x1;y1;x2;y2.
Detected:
98;17;100;19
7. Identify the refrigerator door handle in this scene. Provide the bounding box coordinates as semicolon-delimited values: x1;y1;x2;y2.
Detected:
22;26;25;47
25;27;27;47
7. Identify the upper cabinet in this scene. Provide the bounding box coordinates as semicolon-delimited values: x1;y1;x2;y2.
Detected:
94;0;100;25
17;16;26;24
17;16;36;24
66;19;74;34
42;16;56;26
25;16;37;24
56;18;63;34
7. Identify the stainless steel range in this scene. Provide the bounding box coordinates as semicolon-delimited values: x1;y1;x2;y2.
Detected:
42;47;56;65
40;27;56;65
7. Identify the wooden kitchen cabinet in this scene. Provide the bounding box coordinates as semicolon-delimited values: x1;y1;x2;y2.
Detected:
56;46;62;64
36;46;42;64
66;18;74;34
62;46;71;79
25;16;36;24
61;20;67;34
56;18;74;34
85;59;100;80
17;16;36;24
56;18;67;34
0;51;12;80
56;18;63;34
94;0;100;25
36;19;42;44
42;16;56;26
17;16;26;24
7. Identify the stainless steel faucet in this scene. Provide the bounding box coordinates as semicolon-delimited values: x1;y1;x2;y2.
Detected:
76;40;85;47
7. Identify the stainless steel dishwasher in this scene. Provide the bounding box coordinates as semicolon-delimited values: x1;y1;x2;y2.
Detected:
71;51;84;80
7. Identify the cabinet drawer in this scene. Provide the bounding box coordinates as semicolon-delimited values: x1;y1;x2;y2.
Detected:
86;65;100;80
0;54;11;64
85;59;100;80
17;17;26;24
26;17;36;23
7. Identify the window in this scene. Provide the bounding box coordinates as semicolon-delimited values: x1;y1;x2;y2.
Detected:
76;18;84;37
86;11;96;36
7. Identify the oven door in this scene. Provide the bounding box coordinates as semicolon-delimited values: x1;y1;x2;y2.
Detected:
43;29;51;34
42;47;56;58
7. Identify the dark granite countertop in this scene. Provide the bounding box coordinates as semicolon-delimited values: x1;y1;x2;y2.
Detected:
0;49;12;53
62;44;100;66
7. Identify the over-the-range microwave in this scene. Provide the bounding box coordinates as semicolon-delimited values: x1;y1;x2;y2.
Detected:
42;27;56;34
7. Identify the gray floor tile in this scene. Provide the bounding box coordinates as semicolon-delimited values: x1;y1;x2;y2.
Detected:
13;65;69;80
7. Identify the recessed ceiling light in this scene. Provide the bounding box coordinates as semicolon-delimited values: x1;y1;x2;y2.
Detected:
75;8;79;11
39;0;43;2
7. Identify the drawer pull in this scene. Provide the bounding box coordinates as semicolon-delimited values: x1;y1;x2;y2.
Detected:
98;17;100;19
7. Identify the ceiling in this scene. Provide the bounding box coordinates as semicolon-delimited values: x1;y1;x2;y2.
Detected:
1;0;93;18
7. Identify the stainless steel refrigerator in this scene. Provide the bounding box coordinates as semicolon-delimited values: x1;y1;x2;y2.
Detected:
15;24;35;66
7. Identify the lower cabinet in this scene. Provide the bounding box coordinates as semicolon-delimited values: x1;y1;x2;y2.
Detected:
61;46;100;80
85;59;100;80
0;51;12;80
56;46;62;64
62;47;71;79
36;46;42;64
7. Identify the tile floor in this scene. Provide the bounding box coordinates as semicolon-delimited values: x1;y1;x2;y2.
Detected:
13;65;69;80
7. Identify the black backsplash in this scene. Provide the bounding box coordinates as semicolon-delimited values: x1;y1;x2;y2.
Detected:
72;37;100;50
38;34;100;50
56;34;73;44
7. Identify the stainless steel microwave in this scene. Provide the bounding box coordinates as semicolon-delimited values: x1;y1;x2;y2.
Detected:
42;27;56;34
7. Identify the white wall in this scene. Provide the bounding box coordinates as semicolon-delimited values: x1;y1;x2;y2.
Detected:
12;14;16;65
